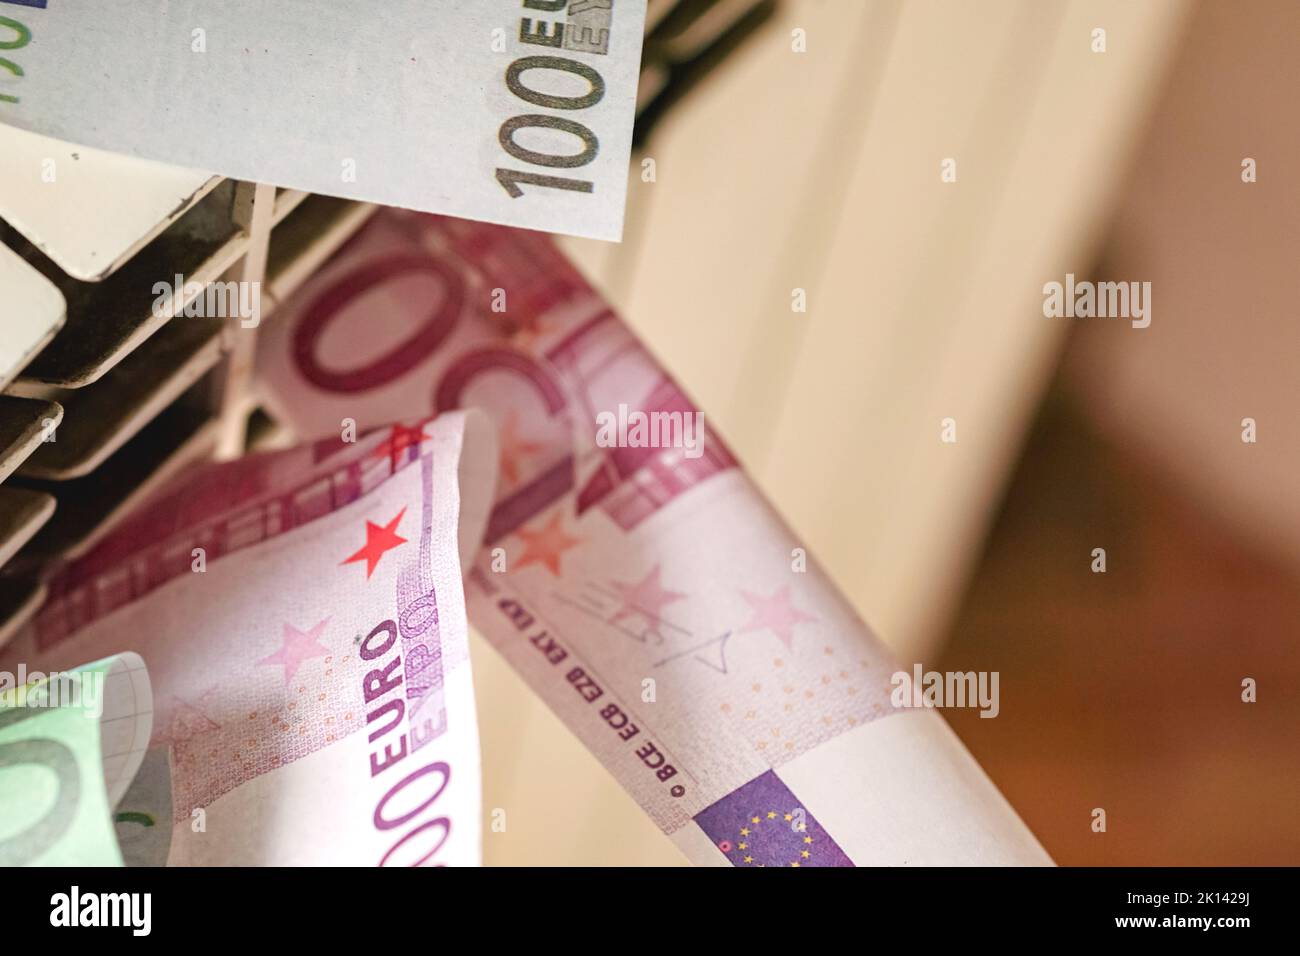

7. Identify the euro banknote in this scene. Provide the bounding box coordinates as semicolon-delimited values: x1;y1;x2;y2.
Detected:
0;410;497;865
0;1;645;240
255;210;1054;866
0;652;150;865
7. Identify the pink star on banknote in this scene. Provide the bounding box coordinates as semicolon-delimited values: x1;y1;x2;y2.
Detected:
498;410;545;485
737;586;817;650
258;620;332;685
514;512;583;576
155;692;221;746
610;564;686;626
342;508;408;578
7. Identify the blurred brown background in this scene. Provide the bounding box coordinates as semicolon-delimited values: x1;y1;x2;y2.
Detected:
941;379;1299;865
940;0;1299;865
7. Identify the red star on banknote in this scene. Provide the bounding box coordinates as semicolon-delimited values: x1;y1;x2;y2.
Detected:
257;620;332;685
514;512;583;576
342;508;408;578
609;564;686;626
737;586;817;651
368;422;432;471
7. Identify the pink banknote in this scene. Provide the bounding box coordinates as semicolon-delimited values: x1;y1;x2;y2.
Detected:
256;211;1053;866
0;409;497;865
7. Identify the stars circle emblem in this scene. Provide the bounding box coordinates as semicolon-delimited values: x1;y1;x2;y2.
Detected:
724;810;814;867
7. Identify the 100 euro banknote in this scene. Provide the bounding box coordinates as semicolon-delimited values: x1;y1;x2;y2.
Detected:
0;0;646;240
0;410;497;865
256;211;1054;866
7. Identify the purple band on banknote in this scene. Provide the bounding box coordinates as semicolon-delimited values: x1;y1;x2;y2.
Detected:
395;454;448;749
694;770;855;867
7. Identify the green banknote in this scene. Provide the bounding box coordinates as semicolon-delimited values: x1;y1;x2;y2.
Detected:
0;653;152;866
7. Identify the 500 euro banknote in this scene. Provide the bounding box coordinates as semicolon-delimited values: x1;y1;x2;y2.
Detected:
256;211;1054;866
0;0;645;240
0;410;498;865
